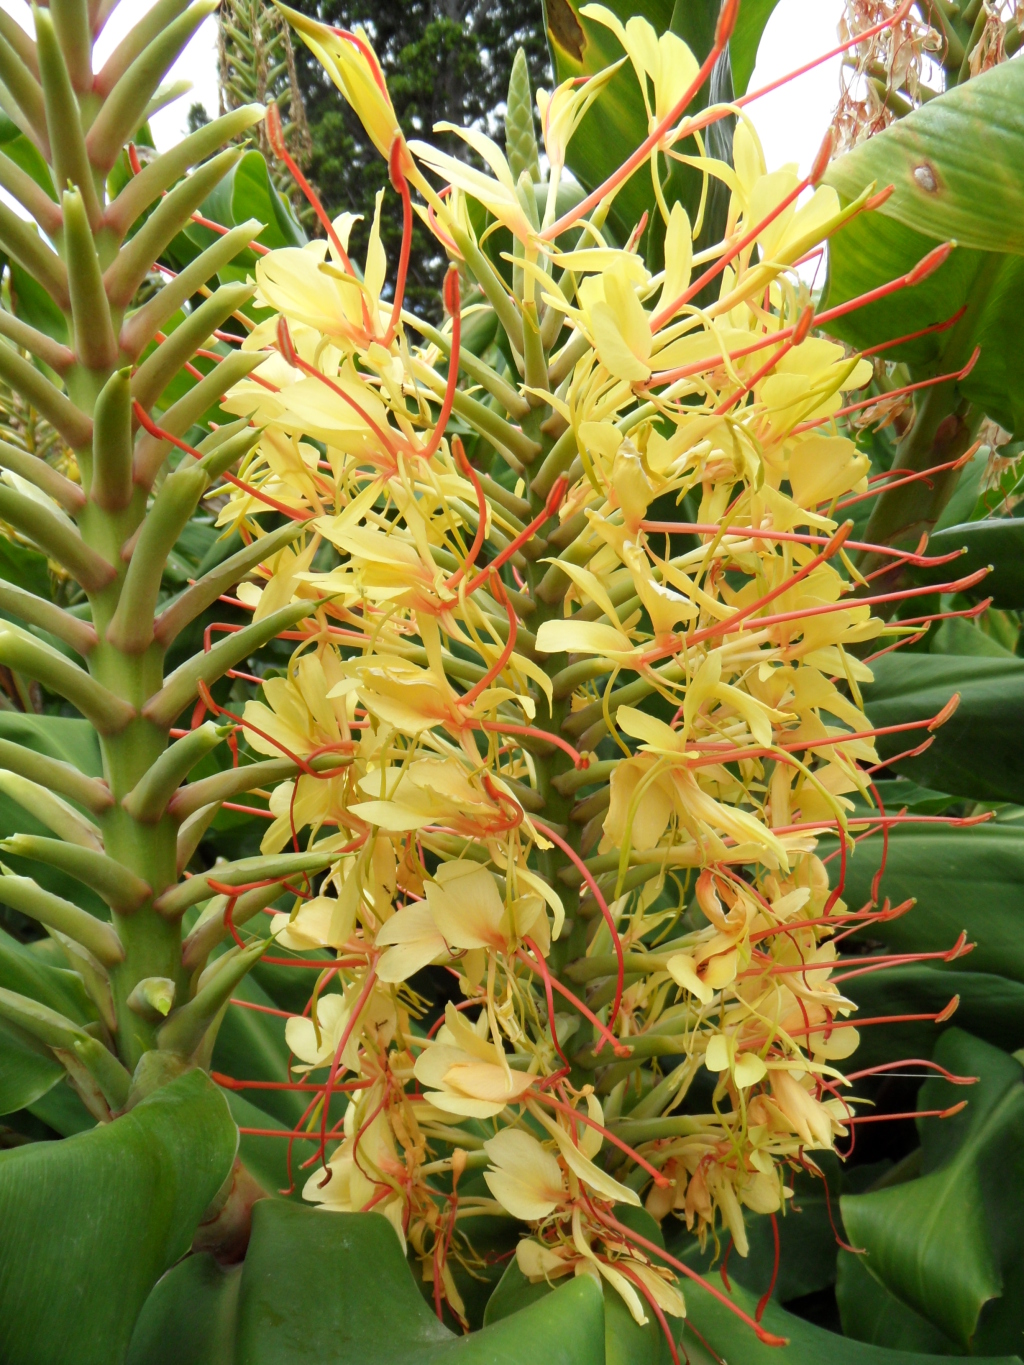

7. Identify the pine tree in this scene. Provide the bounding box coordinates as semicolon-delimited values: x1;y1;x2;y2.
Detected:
282;0;549;315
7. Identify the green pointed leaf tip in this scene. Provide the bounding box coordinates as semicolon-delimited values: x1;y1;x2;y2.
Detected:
0;1069;237;1365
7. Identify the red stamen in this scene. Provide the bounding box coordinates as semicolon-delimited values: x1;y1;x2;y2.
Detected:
640;521;962;570
517;944;626;1059
532;820;625;1038
857;306;967;358
416;266;461;461
845;1102;968;1124
384;136;413;346
755;1214;780;1322
615;1263;682;1365
531;1091;670;1186
543;19;734;241
478;719;590;769
682;520;852;648
132;401;315;519
595;1210;789;1347
318;960;379;1163
463;475;568;596
275;317;400;459
265;101;356;274
831;443;980;510
445;437;488;592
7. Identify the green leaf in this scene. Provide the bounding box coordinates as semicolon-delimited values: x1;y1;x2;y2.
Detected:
0;1068;237;1365
233;1202;607;1364
195;150;304;272
840;1031;1024;1351
0;710;102;776
837;1249;961;1355
0;927;96;1024
729;0;782;98
838;825;1024;984
825;59;1024;256
821;64;1024;437
918;519;1024;609
0;1015;63;1114
212;972;311;1130
0;533;52;601
844;967;1024;1070
821;210;984;364
26;1074;95;1135
863;654;1024;804
127;1253;240;1365
664;1230;1022;1365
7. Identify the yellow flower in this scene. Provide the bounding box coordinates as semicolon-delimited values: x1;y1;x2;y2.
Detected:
483;1128;567;1221
580;6;699;131
276;6;402;163
413;1004;534;1118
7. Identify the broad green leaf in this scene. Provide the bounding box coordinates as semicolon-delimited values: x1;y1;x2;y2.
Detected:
233;1202;607;1364
825;59;1024;255
729;0;783;97
0;1069;237;1365
0;534;53;602
918;519;1024;608
26;1075;96;1135
0;711;102;775
0;927;96;1023
663;1230;1022;1365
127;1253;240;1365
195;150;305;276
863;654;1024;804
960;255;1024;435
212;972;310;1129
821;210;984;364
837;1249;961;1355
0;1015;63;1114
841;1031;1024;1351
838;826;1024;984
820;218;1024;435
844;966;1024;1070
934;445;989;529
821;64;1024;436
222;1090;297;1199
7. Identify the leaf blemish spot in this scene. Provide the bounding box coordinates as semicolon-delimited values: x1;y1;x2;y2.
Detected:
913;162;939;193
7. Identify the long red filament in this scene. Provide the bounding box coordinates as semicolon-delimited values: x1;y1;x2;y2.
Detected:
533;819;625;1038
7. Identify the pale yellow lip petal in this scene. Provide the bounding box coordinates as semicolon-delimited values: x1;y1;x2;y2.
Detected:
484;1169;560;1222
443;1062;533;1104
535;620;633;656
423;1091;510;1120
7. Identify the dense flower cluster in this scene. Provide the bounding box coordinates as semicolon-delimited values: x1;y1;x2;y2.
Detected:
197;1;962;1339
